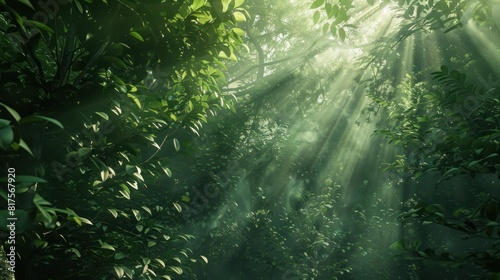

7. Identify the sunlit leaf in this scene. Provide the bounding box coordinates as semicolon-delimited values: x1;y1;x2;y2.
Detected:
234;0;244;7
191;0;205;10
155;259;166;268
114;266;124;278
173;138;180;151
169;266;183;275
129;31;144;42
127;93;142;109
163;167;172;177
173;202;182;213
221;0;231;12
101;243;116;251
108;209;118;218
200;255;208;264
233;11;246;21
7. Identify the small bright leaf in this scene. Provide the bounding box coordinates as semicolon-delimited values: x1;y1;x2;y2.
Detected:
173;138;180;151
169;266;183;275
101;243;116;251
114;266;124;278
129;31;144;42
200;255;208;264
173;202;182;213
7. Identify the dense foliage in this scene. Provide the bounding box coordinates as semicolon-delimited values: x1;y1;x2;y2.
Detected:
1;0;499;279
1;0;246;278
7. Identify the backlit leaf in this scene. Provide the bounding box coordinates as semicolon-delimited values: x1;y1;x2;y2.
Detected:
173;138;180;151
173;202;182;213
114;266;124;278
129;31;144;42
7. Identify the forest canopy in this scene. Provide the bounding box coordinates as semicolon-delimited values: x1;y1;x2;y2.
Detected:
0;0;499;279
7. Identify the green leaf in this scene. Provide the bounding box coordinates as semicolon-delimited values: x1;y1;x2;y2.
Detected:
0;102;21;122
18;139;33;155
114;252;127;260
322;22;329;34
33;194;51;206
169;266;183;275
389;240;406;250
0;126;14;150
132;209;141;221
78;217;93;225
310;0;324;9
127;93;142;109
155;259;166;268
163;167;172;177
234;0;244;7
0;119;9;127
330;23;337;37
119;184;131;199
335;8;347;23
173;138;180;151
101;243;116;251
65;248;81;258
332;4;339;16
233;11;246;21
114;266;124;278
129;31;144;42
24;19;54;33
200;255;208;264
95;112;109;120
34;239;48;249
74;0;83;13
338;27;346;42
313;11;320;24
19;114;63;129
17;0;35;10
78;147;92;157
191;0;205;10
126;165;136;175
108;209;118;218
173;202;182;213
221;0;231;12
441;167;460;179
